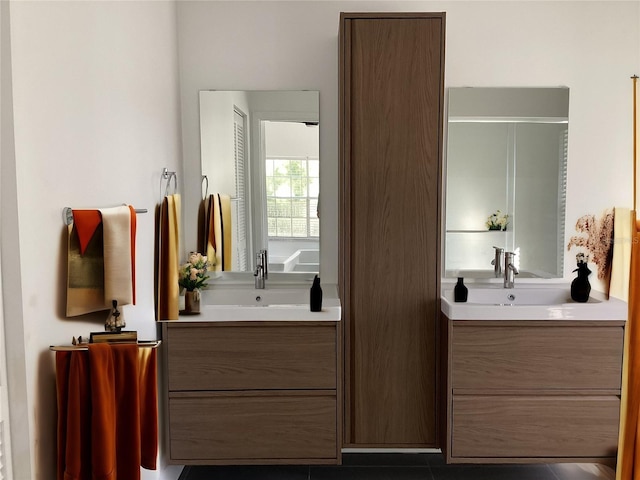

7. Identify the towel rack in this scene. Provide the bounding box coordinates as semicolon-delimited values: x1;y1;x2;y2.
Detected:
63;206;148;226
49;340;161;352
202;175;209;200
162;167;178;196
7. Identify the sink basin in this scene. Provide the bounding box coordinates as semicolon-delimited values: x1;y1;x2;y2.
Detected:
441;284;627;320
179;284;341;321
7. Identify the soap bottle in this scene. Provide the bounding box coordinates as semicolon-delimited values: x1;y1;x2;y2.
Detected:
454;277;468;303
310;275;323;312
571;254;591;303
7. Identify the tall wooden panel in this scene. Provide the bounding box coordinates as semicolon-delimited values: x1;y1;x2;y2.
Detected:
340;13;445;446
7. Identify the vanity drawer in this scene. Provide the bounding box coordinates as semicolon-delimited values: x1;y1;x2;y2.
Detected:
451;394;620;459
451;325;623;390
166;324;337;391
169;391;337;462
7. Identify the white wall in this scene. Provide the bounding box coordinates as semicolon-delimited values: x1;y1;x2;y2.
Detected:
2;0;639;479
6;1;182;478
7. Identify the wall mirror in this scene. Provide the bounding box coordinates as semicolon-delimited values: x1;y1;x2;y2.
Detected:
445;87;569;279
199;90;319;277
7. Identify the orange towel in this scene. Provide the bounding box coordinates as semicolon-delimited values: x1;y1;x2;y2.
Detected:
617;212;640;480
56;351;91;480
55;344;158;480
138;347;158;469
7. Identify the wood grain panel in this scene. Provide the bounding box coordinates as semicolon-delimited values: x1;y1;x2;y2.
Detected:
167;324;336;391
452;395;620;458
343;14;444;445
169;393;337;461
451;325;623;390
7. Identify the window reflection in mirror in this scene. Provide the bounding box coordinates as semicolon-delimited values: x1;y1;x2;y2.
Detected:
445;87;569;279
199;91;320;276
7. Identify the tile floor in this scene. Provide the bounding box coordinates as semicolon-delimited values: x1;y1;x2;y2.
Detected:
179;453;616;480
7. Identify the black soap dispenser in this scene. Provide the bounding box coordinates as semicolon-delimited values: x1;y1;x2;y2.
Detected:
310;275;323;312
571;253;592;303
454;277;468;303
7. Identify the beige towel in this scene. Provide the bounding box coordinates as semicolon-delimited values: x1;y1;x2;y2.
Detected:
609;207;633;301
99;206;133;306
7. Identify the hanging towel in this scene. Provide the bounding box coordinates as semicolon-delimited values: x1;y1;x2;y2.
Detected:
55;344;158;480
155;194;180;320
206;193;232;271
100;206;134;306
66;206;137;317
609;207;633;301
56;349;91;480
616;212;640;480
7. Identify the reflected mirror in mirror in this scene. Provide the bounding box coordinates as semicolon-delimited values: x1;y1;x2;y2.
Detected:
445;87;569;279
199;90;319;275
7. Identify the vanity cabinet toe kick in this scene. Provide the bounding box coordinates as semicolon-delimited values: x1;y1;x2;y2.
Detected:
161;321;341;465
441;315;624;465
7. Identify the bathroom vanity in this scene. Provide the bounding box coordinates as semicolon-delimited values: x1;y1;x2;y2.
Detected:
162;321;340;465
160;286;342;465
440;285;626;465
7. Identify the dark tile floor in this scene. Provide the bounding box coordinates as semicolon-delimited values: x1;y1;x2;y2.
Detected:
179;453;615;480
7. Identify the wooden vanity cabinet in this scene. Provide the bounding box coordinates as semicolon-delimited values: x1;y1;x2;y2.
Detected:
339;12;445;447
441;316;624;464
162;321;341;465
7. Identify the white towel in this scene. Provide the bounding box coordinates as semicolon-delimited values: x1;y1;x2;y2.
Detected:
99;206;133;306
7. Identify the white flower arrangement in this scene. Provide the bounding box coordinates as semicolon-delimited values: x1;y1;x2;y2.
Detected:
486;210;509;231
178;252;210;292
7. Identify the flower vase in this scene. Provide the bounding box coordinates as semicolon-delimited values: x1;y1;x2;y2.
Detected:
570;261;591;303
184;289;201;314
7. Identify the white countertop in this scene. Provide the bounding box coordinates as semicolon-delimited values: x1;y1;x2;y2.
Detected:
441;283;627;321
162;284;342;322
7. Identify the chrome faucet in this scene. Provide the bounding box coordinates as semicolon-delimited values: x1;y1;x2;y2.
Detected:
491;246;504;278
254;249;268;289
504;251;519;288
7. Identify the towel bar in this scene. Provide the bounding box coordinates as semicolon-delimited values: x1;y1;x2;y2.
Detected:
49;340;161;352
62;206;148;226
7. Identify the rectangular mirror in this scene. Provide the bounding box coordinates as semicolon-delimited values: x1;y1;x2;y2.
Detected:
199;90;320;275
445;87;569;279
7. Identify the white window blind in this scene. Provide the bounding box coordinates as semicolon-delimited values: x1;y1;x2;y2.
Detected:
233;109;248;271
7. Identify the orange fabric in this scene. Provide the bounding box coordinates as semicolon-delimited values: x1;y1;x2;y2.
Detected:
138;347;158;469
72;210;102;256
617;212;640;480
89;344;116;480
56;351;91;480
55;344;158;480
